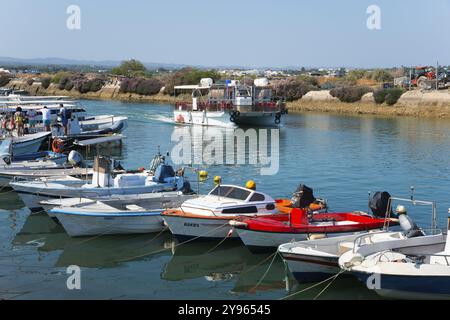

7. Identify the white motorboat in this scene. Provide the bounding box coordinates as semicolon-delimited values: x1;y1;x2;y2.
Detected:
279;196;446;284
0;141;88;187
10;156;190;212
51;115;128;139
162;183;280;241
48;191;197;237
173;78;287;128
4;132;51;155
339;198;450;299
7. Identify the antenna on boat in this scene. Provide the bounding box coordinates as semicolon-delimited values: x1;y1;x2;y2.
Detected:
410;186;415;201
368;191;371;214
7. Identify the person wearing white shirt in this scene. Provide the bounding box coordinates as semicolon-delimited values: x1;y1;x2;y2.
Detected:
40;106;51;132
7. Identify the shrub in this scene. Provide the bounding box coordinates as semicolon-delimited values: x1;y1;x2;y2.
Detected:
89;78;104;92
330;86;372;103
163;68;220;95
58;75;71;90
373;89;388;104
51;71;73;84
120;77;163;95
0;75;11;87
111;59;147;77
373;88;404;105
271;77;318;101
297;75;319;87
64;81;74;91
41;77;51;89
371;69;394;83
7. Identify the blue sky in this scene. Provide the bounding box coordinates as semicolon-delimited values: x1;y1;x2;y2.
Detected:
0;0;449;68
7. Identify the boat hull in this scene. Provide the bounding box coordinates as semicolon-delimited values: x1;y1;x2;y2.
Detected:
163;215;237;241
281;252;341;283
11;132;50;155
173;110;283;128
235;228;310;253
352;271;450;299
53;211;165;237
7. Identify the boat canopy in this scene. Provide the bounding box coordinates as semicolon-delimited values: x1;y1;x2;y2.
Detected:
174;85;211;91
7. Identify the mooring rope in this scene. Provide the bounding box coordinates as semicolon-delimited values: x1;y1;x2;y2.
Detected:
118;221;231;262
279;269;346;300
249;251;280;292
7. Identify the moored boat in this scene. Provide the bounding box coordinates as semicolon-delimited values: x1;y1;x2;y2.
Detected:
339;199;450;299
10;154;190;212
49;191;197;237
162;183;283;241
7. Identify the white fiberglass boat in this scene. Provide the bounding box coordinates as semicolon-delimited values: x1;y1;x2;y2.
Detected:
173;78;287;128
162;184;280;241
4;132;51;155
48;192;197;237
339;198;450;299
10;156;190;212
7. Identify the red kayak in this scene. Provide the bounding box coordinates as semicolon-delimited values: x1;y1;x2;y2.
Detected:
231;208;398;253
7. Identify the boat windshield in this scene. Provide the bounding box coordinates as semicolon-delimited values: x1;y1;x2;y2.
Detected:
209;186;251;201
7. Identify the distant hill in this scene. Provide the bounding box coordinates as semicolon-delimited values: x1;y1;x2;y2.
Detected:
0;56;304;71
0;57;189;70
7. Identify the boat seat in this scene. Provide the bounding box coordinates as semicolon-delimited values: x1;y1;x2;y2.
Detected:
125;204;146;211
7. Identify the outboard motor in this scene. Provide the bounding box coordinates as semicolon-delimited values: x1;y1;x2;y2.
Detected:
177;179;195;195
369;191;392;218
291;184;316;208
396;205;424;238
149;151;167;175
153;164;175;183
67;150;85;168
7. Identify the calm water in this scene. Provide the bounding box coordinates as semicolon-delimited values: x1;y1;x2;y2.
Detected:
1;99;450;299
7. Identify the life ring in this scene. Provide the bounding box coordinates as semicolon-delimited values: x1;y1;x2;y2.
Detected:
176;114;185;123
52;139;65;153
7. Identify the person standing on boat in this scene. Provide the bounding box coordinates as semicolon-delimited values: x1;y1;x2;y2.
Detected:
27;109;37;133
40;106;51;132
14;107;25;136
0;112;7;137
58;104;70;135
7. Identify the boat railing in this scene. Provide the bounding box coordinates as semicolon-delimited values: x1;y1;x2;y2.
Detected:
175;101;286;113
351;228;443;253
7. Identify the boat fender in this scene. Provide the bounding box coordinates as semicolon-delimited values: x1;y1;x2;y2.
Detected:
176;114;185;123
229;220;248;228
230;115;236;122
342;254;364;270
245;180;256;190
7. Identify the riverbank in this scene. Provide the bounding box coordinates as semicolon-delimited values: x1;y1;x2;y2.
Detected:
6;80;179;104
286;99;450;119
6;80;450;118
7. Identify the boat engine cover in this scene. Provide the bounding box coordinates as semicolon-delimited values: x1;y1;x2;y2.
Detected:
369;191;392;217
153;164;175;183
67;150;85;167
291;184;316;208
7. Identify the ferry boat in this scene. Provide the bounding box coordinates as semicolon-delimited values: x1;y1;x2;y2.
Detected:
173;78;287;128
